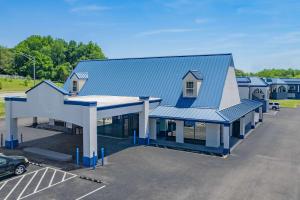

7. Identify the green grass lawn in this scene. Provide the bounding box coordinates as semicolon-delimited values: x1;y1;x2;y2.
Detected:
0;78;63;92
270;99;300;108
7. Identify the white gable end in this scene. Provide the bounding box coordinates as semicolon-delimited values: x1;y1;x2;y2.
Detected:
219;66;241;110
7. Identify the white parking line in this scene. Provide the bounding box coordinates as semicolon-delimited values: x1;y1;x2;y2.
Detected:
62;172;66;181
4;175;25;200
19;173;77;200
75;185;106;200
48;169;56;187
0;181;7;191
34;167;48;193
0;167;77;200
17;171;38;200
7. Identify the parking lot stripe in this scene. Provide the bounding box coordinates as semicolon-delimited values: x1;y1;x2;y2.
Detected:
62;172;66;181
17;171;38;200
48;169;56;187
0;181;7;191
34;167;48;193
19;171;77;200
75;185;106;200
4;175;25;200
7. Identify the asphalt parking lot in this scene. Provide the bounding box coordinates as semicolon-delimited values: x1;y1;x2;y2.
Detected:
0;166;106;200
0;107;299;200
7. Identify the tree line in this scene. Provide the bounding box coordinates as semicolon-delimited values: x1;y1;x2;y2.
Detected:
0;35;105;82
236;68;300;78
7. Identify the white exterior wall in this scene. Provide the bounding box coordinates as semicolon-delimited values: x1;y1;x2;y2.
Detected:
139;99;149;139
175;120;184;143
149;118;157;140
6;82;97;163
238;87;250;99
205;123;220;148
219;67;241;110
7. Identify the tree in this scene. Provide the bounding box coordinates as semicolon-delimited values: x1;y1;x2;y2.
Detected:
235;69;248;77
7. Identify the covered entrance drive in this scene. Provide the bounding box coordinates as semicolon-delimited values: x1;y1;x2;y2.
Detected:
5;80;161;166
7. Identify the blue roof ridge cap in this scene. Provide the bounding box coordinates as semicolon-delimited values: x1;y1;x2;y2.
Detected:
26;80;70;95
77;53;233;63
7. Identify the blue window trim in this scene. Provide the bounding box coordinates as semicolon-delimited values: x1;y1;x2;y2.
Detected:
4;97;27;102
64;100;97;107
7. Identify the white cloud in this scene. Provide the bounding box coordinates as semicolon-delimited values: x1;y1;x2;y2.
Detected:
136;28;200;37
70;5;110;13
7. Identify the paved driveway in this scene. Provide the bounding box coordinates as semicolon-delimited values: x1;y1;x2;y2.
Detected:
77;108;300;200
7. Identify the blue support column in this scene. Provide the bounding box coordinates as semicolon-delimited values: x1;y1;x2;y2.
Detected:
101;147;104;166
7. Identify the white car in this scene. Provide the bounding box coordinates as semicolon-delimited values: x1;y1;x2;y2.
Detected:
269;102;280;110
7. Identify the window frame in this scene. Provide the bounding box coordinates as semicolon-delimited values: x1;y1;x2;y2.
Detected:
186;81;194;97
72;80;78;92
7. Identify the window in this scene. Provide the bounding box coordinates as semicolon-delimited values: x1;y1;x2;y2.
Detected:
186;81;194;96
278;86;286;93
0;158;7;166
72;81;78;92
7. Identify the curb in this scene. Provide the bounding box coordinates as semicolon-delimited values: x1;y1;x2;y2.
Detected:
79;175;102;183
29;161;43;167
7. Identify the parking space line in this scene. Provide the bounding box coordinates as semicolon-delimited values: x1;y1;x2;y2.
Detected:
0;167;46;185
4;175;25;200
48;169;56;187
19;171;77;200
34;167;48;193
17;171;38;200
0;181;7;191
75;185;106;200
62;172;66;181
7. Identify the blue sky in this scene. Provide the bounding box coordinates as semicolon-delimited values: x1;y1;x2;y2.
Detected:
0;0;300;72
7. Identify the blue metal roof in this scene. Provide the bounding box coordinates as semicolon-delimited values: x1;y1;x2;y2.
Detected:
281;78;300;85
219;99;262;123
265;78;286;85
71;72;88;79
27;80;70;95
149;106;227;123
64;54;234;109
182;70;203;80
237;77;251;83
237;77;268;87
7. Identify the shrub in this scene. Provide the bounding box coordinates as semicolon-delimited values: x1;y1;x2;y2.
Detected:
0;82;2;90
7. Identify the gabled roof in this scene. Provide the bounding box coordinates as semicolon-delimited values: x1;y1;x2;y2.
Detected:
237;77;268;87
71;72;88;79
64;54;234;109
182;70;203;80
26;80;70;95
219;99;262;123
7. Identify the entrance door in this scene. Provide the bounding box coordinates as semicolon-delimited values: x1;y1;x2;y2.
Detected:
232;120;240;138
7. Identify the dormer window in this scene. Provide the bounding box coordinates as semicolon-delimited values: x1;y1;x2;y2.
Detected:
186;81;194;96
69;72;88;94
182;70;203;98
73;80;78;92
